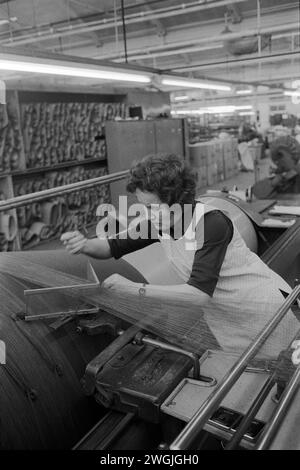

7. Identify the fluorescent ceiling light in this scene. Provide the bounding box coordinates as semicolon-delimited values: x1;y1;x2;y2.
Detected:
236;89;252;95
162;78;231;92
0;58;151;83
172;104;253;115
284;90;300;97
171;109;205;115
174;95;189;101
239;111;255;116
205;105;236;113
234;105;253;110
204;105;253;113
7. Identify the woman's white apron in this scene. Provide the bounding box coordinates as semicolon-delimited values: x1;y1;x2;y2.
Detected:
158;203;300;359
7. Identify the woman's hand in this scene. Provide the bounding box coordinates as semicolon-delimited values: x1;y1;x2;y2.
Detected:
102;273;137;291
60;230;88;254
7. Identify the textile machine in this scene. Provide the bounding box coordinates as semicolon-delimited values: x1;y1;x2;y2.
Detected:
1;181;300;451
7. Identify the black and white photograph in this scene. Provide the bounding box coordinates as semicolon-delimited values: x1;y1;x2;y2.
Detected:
0;0;300;459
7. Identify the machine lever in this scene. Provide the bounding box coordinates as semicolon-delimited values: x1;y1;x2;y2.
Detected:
134;332;215;383
82;325;140;396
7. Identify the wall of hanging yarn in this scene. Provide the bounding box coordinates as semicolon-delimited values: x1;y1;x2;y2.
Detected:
20;100;126;169
0;91;26;173
14;165;110;249
0;175;20;252
0;90;129;251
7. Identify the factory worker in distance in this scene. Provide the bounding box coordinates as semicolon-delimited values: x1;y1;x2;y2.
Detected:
61;153;299;359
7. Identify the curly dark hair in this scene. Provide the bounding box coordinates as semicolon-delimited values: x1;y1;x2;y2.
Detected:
126;153;197;206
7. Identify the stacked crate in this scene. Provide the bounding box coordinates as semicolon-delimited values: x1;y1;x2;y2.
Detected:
189;138;239;191
189;142;209;191
222;138;239;179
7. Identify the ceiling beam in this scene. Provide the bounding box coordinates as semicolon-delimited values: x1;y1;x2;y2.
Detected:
0;0;249;46
63;0;103;46
90;7;299;61
193;63;300;87
142;0;166;38
167;50;300;73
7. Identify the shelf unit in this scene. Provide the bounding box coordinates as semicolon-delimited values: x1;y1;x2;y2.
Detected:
11;157;107;177
0;90;127;251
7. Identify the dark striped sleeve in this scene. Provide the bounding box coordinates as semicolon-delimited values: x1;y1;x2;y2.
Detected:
187;210;233;297
107;219;159;260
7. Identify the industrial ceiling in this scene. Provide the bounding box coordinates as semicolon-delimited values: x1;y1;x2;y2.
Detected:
0;0;299;98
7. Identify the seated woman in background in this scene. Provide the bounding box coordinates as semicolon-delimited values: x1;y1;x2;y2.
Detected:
61;153;299;359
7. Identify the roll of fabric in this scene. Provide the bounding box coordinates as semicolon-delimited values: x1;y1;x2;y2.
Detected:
25;205;32;226
54;199;68;234
2;151;10;172
14;184;22;197
40;200;60;227
24;221;52;246
10;151;20;171
31;203;42;220
16;206;27;228
0;213;17;242
0;233;8;252
19;227;28;242
47;172;58;189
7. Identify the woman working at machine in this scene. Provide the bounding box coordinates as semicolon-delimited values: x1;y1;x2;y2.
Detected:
61;153;299;359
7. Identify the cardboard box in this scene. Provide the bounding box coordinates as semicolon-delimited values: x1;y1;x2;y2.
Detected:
206;163;218;186
194;166;207;189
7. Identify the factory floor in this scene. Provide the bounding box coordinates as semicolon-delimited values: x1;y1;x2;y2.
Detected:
31;157;272;252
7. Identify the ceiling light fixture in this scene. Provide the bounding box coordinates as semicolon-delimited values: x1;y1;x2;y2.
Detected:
284;90;300;97
171;104;253;115
173;95;189;101
239;111;255;116
234;105;253;110
0;57;152;83
171;109;205;115
205;105;236;113
204;105;253;113
0;54;236;91
236;89;252;95
162;77;231;92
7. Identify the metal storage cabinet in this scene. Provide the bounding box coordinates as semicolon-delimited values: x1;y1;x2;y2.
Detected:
106;120;155;207
155;118;186;155
106;119;187;207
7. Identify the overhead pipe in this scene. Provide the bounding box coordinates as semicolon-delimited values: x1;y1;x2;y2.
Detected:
0;0;250;47
94;37;225;61
0;170;129;212
113;43;224;62
170;285;300;450
95;20;300;63
120;0;128;63
169;49;300;73
115;43;299;65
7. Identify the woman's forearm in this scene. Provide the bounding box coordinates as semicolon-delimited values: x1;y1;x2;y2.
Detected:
144;283;210;305
112;279;210;306
82;237;112;259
